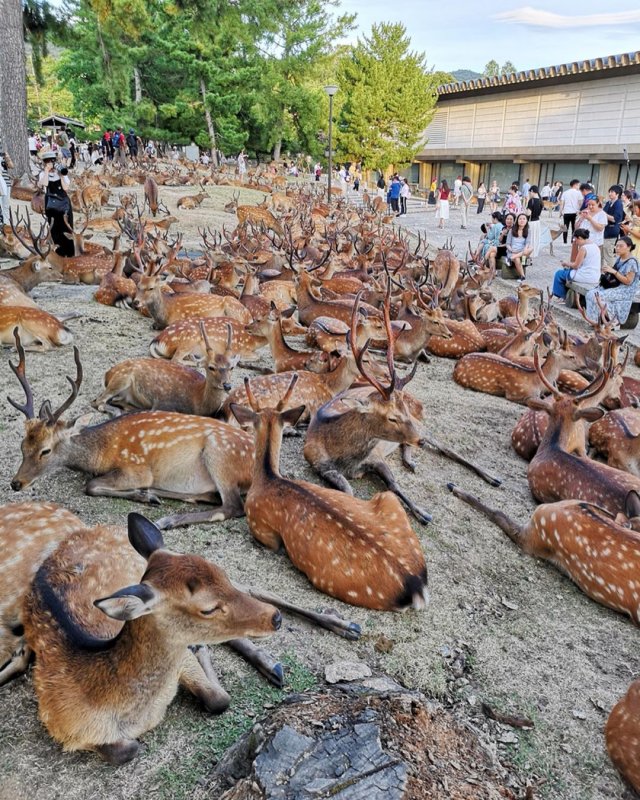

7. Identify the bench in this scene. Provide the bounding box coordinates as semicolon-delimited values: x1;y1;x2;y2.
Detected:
498;255;531;280
565;279;640;329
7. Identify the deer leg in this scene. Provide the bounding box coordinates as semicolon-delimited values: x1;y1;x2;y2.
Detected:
422;434;502;487
237;360;272;374
225;639;284;688
180;647;230;714
365;460;433;525
401;444;417;473
154;487;244;529
0;641;32;686
234;585;361;641
85;468;162;504
314;463;355;495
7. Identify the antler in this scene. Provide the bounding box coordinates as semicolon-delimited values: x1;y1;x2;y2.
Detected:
7;329;35;419
533;345;562;397
48;346;83;423
277;374;299;411
244;376;260;411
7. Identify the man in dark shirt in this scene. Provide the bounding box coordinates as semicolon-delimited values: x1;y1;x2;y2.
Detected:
602;185;624;268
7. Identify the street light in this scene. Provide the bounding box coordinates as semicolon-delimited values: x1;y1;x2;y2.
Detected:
324;84;338;204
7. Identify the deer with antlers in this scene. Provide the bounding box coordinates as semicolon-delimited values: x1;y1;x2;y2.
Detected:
230;375;428;611
236;200;284;238
588;406;640;476
448;483;640;622
93;322;238;416
22;512;281;763
149;316;267;364
1;213;62;308
7;333;254;528
177;183;208;210
246;304;330;373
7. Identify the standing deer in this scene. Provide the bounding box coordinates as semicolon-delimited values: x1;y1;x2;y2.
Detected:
93;322;238;416
7;334;254;529
23;512;281;763
448;484;640;622
230;376;428;611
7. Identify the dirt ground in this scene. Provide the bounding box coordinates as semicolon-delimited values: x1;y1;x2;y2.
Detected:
0;181;638;800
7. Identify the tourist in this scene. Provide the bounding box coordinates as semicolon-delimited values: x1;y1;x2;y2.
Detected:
526;186;543;257
38;150;74;257
435;179;451;229
550;229;601;302
376;174;386;200
602;185;624;268
476;181;487;214
579;182;597;210
522;177;531;197
314;163;321;182
489;180;500;213
200;152;210;166
428;176;437;205
353;168;361;192
503;185;522;216
560;179;582;243
481;211;504;269
622;199;640;250
146;139;156;158
622;189;634;222
399;178;410;216
506;212;533;281
28;131;38;159
496;212;515;263
460;175;473;229
541;181;552;202
576;198;607;249
126;129;138;161
0;161;8;226
453;175;462;208
388;174;401;215
585;236;639;325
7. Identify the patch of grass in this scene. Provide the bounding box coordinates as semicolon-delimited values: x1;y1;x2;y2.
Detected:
146;650;317;800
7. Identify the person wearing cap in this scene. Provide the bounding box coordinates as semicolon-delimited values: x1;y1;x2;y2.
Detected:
126;128;138;161
585;236;639;325
38;150;74;257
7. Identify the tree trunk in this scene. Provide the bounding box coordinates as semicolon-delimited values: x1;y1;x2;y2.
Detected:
200;77;219;167
272;138;282;162
133;66;143;104
0;0;30;177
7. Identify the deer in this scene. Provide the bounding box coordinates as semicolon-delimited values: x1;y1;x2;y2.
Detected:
236;202;284;237
606;680;640;795
390;288;453;362
7;333;254;529
588;407;640;475
94;250;137;308
177;184;208;210
452;340;579;404
149;316;267;364
230;375;428;611
23;512;281;764
527;362;640;517
0;501;86;685
427;318;487;359
304;313;394;354
0;308;73;350
144;175;160;217
223;190;240;214
246;304;330;373
430;238;460;299
93;322;238;416
447;483;640;623
296;269;382;328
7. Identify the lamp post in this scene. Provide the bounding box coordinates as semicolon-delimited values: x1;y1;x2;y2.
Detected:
324;85;338;204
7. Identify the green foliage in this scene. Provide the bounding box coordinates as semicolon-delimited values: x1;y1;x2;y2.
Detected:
483;59;518;78
335;22;439;171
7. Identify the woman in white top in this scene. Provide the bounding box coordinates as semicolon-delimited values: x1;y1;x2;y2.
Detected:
38;151;74;257
550;229;600;301
399;179;410;216
576;197;607;248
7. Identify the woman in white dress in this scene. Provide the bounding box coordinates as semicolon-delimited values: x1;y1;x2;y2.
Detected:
436;180;451;229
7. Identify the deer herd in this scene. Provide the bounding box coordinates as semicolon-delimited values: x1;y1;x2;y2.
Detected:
0;158;639;792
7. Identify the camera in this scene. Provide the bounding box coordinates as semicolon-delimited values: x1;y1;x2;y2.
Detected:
57;165;69;176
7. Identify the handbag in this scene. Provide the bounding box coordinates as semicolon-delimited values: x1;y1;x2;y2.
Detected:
599;270;621;289
45;193;70;214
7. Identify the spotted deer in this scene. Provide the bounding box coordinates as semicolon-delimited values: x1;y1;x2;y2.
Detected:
230;376;428;611
149;317;267;364
589;407;640;475
527;364;640;516
390;288;453;362
448;484;640;623
236;202;284;237
94;251;137;308
606;680;640;794
296;270;382;328
23;512;281;764
0;501;86;685
93;322;238;416
7;335;254;529
0;307;73;350
246;305;329;373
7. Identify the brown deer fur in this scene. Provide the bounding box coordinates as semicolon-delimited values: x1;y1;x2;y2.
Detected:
606;680;640;794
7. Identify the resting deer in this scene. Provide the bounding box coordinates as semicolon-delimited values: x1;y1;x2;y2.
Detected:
448;484;640;623
177;184;208;209
0;308;73;350
149;317;267;364
23;512;281;764
589;407;640;475
606;680;640;795
231;376;428;611
93;322;238;416
246;305;329;373
7;333;253;529
94;251;137;308
0;501;86;685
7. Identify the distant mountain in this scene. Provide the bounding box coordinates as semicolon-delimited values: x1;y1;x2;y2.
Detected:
450;69;483;82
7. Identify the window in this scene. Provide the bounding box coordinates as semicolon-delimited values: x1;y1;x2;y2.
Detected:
486;162;521;190
551;162;593;185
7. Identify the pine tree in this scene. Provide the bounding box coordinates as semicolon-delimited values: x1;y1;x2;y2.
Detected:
336;22;439;171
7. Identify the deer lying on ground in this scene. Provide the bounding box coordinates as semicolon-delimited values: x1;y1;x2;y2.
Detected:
527;364;640;516
23;512;281;764
390;288;452;362
0;501;86;685
606;680;640;794
296;270;382;328
246;305;329;373
94;251;137;308
7;334;253;529
149;316;267;363
231;376;428;611
177;184;208;209
93;323;238;416
588;407;640;475
453;340;578;404
0;308;73;350
448;483;640;623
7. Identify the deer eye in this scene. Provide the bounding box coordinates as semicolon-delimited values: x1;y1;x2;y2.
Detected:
387;417;399;424
200;605;221;616
40;448;52;458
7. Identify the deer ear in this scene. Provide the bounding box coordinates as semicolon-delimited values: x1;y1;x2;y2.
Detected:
230;403;258;427
573;406;605;422
541;332;552;348
280;306;296;319
94;583;158;621
68;412;94;434
128;513;164;559
526;397;553;412
280;405;306;427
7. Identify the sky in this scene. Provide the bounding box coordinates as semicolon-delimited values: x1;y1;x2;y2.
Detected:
336;0;640;74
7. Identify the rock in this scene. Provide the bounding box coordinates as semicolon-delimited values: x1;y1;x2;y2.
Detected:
325;661;372;684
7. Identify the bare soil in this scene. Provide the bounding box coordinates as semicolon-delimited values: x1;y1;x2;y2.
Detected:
0;182;638;800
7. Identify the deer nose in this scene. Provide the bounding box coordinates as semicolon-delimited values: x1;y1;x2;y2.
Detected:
223;382;232;392
271;610;282;631
10;479;23;491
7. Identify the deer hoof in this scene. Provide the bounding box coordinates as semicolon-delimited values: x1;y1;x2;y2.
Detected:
414;508;433;525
